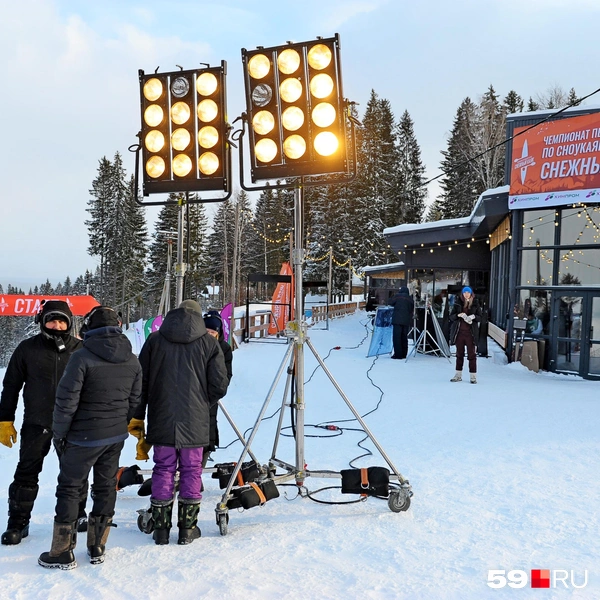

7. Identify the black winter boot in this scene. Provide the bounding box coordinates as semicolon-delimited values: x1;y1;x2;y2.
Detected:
151;500;173;545
38;522;77;570
87;515;114;564
177;499;201;545
2;484;38;545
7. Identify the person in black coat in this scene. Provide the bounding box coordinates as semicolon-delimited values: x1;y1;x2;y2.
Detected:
130;299;229;546
202;310;233;466
38;306;142;570
387;286;414;360
449;287;482;384
0;300;85;546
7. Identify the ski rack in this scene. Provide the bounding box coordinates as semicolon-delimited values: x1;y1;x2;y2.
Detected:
214;318;413;536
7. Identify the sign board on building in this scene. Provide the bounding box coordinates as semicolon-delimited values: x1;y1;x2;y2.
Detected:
509;111;600;209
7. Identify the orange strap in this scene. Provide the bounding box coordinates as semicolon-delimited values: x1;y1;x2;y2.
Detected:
249;482;267;505
360;468;369;497
115;466;126;491
236;463;245;487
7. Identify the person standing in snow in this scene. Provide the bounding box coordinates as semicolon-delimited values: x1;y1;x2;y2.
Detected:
387;286;414;360
38;306;142;569
449;287;482;384
0;300;88;546
202;310;233;469
129;299;229;546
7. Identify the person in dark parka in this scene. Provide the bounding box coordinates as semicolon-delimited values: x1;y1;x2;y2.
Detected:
449;287;482;384
38;306;142;570
387;286;414;360
0;300;86;546
130;299;229;546
202;310;233;467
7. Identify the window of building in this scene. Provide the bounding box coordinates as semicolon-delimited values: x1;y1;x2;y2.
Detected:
521;209;557;247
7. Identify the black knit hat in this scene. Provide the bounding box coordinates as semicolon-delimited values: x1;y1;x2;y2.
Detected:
203;313;222;333
39;300;73;329
83;306;121;331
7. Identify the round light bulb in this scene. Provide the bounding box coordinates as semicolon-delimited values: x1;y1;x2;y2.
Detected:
281;106;304;131
144;105;164;127
311;102;336;127
146;156;165;178
248;54;270;79
171;128;191;151
280;78;302;103
199;152;219;175
252;111;275;135
198;126;218;148
310;73;334;99
172;154;193;177
254;138;278;163
143;78;163;101
307;44;332;70
278;49;300;74
314;131;339;156
171;101;191;125
283;135;306;159
197;99;218;122
196;72;218;96
145;130;165;153
252;84;273;108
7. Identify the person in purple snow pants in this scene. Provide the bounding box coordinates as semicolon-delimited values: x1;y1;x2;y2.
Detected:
129;299;229;545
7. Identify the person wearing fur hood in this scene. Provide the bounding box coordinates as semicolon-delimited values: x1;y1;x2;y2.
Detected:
449;287;482;384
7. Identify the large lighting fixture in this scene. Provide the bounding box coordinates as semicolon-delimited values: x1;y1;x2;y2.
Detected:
139;62;230;195
241;35;347;181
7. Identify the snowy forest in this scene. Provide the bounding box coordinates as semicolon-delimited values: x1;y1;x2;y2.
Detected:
0;84;580;365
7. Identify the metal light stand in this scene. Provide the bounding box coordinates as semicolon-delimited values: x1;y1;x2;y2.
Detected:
406;294;450;361
215;181;412;535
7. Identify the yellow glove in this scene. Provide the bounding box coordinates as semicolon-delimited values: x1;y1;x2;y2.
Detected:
128;418;145;440
136;437;152;461
0;422;18;448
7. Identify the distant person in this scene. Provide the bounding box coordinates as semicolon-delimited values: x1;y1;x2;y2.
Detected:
0;300;87;546
130;299;229;546
387;286;414;360
202;310;233;469
38;306;141;569
449;287;482;383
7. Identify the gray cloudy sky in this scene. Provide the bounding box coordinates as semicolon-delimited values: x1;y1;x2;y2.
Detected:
1;0;599;290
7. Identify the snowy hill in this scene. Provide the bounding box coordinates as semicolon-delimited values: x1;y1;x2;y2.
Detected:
0;311;598;599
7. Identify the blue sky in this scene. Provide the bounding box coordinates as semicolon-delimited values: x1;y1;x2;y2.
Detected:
1;0;600;290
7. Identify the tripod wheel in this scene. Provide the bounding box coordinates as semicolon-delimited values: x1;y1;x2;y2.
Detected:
388;490;411;513
217;513;229;536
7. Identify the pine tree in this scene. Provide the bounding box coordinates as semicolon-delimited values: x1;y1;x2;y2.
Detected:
504;90;524;114
395;110;427;225
527;97;540;111
184;196;210;301
437;97;480;219
567;87;579;107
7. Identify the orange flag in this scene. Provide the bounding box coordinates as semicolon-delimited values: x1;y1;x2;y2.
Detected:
268;263;294;335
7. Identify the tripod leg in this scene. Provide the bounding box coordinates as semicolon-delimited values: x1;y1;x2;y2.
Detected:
305;338;409;484
218;342;295;502
217;400;261;466
270;353;295;461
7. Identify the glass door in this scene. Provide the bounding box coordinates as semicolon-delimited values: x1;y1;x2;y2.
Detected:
553;295;583;375
587;296;600;377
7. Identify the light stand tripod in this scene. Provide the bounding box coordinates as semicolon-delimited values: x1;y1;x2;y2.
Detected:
406;294;451;362
215;183;412;535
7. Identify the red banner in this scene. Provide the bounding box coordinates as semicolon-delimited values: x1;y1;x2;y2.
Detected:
509;111;600;209
268;263;294;335
0;295;99;317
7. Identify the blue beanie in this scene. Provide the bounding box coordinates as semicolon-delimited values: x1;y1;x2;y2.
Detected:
462;286;473;295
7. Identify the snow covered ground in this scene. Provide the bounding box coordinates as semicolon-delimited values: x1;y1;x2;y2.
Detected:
1;310;598;599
